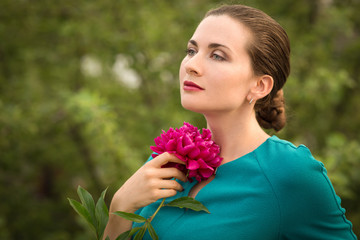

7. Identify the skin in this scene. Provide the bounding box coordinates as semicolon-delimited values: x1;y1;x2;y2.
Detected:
104;14;274;239
180;15;274;166
103;152;187;239
180;15;255;115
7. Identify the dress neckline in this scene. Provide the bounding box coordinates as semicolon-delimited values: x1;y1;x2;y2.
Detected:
185;135;277;198
217;135;276;169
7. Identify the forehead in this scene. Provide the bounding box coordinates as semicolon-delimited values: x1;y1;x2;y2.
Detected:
191;15;252;53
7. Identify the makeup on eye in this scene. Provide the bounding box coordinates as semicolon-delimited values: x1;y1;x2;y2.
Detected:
185;48;197;57
185;45;228;61
211;51;227;61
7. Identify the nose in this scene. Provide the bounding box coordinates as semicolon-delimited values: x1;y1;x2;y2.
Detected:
184;53;202;76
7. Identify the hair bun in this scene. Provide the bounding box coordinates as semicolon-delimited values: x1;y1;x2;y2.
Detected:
255;89;286;131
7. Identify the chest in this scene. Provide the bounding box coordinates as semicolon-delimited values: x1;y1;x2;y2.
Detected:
135;165;280;240
188;175;215;198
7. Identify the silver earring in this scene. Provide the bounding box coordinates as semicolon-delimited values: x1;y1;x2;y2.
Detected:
249;98;254;104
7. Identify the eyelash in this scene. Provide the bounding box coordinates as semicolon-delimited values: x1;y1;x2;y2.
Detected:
185;48;226;61
185;48;197;56
211;53;225;61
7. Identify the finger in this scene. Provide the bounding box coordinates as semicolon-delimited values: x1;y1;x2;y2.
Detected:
155;189;178;199
158;168;187;182
160;179;184;192
150;152;185;168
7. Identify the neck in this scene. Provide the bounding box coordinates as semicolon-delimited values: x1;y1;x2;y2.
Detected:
204;109;270;165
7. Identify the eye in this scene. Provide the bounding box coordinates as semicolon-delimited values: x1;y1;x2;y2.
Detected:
185;48;197;57
211;52;226;61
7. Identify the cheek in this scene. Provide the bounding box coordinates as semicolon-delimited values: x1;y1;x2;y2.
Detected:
212;70;242;91
212;70;250;99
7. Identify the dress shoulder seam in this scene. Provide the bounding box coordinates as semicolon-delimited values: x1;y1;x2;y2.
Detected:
253;151;282;240
319;167;358;239
269;137;308;151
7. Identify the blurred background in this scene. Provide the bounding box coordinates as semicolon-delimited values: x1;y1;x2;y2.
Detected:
0;0;359;239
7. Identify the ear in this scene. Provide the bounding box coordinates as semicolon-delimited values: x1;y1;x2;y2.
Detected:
247;75;274;102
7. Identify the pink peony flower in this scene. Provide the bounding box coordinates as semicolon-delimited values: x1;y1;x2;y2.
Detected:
150;122;223;182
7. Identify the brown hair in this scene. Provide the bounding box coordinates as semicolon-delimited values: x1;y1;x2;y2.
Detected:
205;5;290;131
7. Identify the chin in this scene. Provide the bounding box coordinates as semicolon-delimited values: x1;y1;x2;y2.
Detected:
181;99;209;114
181;99;201;113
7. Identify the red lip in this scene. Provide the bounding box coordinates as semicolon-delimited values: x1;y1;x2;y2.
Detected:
183;80;204;91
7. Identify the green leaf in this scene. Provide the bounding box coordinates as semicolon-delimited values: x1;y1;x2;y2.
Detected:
77;186;97;228
133;225;147;240
128;227;143;237
147;222;159;240
115;230;130;240
113;226;143;240
95;188;109;239
113;211;147;223
105;237;110;240
68;198;96;234
165;196;210;213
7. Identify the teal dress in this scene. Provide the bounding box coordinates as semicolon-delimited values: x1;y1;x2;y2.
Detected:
133;136;357;239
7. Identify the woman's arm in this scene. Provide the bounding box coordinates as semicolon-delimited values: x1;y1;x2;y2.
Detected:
103;152;187;240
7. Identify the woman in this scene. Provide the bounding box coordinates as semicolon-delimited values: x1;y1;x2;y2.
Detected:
104;4;357;239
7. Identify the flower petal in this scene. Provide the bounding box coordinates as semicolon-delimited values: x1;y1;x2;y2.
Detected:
151;122;223;182
188;147;200;159
165;139;177;151
150;146;163;154
187;159;200;170
198;148;210;160
199;167;214;179
176;135;195;155
174;153;186;162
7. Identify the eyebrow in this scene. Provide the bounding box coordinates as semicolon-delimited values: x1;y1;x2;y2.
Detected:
189;39;231;51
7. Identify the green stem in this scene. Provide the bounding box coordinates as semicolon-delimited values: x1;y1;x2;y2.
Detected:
149;198;166;223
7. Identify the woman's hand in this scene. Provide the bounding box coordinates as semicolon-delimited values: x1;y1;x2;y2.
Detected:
104;152;187;239
110;152;187;213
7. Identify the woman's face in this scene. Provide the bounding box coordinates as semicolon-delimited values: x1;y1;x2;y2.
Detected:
179;15;256;115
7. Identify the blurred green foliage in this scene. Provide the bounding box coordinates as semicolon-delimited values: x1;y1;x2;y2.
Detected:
0;0;359;238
